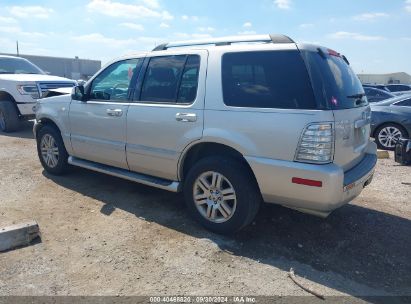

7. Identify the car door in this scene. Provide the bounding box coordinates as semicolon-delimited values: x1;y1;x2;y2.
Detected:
126;50;207;180
69;58;143;169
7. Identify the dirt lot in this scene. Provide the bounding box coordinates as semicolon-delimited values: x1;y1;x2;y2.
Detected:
0;123;410;301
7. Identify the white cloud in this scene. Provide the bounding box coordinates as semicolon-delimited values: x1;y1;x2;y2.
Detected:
238;30;257;35
328;31;385;41
353;12;389;21
243;22;252;28
274;0;291;10
406;0;411;12
141;0;160;9
160;22;170;28
299;23;314;28
0;16;17;23
87;0;173;20
198;26;215;32
71;33;135;47
181;15;199;21
0;25;47;38
120;22;144;31
0;25;21;33
173;32;212;40
8;6;54;19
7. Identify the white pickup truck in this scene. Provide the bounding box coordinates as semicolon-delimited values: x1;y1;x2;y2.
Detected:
0;55;76;132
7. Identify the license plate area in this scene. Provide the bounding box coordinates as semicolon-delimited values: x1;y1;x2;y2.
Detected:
344;171;374;192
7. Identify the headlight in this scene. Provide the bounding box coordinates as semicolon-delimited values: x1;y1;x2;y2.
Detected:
17;84;40;99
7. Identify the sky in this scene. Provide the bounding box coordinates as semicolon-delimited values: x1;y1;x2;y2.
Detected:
0;0;411;74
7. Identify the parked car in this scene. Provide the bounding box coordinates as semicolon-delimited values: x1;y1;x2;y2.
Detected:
371;95;411;150
34;34;377;234
364;87;395;103
0;55;76;132
385;84;411;96
363;84;390;92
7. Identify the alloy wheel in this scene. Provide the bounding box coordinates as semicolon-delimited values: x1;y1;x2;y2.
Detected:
193;171;237;223
378;126;402;149
40;134;59;168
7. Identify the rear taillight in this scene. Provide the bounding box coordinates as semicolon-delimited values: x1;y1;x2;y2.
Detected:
295;123;334;164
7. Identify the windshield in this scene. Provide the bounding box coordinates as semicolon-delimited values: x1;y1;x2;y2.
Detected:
302;49;368;109
0;57;44;74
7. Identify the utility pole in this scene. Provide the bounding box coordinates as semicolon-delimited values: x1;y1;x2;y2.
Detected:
16;41;19;56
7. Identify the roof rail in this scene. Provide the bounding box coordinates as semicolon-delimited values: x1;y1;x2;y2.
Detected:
152;34;294;51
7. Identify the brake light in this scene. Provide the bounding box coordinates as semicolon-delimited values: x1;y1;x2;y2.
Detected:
328;49;341;57
295;123;334;164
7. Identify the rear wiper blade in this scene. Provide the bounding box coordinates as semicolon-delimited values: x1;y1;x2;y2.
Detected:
347;93;365;99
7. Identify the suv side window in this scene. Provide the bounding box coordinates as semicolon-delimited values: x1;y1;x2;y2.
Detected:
177;55;200;103
90;58;141;101
222;51;317;109
140;55;200;103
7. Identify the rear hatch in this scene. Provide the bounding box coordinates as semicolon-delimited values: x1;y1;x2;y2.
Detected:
301;47;371;171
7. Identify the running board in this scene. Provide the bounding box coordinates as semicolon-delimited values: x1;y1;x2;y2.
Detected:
68;156;181;192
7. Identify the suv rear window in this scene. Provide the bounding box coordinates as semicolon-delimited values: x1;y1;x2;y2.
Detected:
222;51;317;109
302;50;367;109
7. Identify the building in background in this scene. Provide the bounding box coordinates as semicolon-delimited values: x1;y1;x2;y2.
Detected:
358;72;411;85
0;53;101;80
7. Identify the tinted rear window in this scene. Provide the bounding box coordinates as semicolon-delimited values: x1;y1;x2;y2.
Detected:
388;85;411;92
302;50;367;109
222;51;317;109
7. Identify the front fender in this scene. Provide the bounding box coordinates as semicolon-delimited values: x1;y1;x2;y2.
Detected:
35;95;73;154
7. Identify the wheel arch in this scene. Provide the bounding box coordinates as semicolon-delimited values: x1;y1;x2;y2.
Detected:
0;91;21;115
178;141;261;191
35;117;61;138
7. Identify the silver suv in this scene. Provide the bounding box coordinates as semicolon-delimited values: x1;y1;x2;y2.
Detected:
34;34;377;234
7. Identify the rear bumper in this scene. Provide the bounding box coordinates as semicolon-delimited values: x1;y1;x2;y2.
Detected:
246;141;377;217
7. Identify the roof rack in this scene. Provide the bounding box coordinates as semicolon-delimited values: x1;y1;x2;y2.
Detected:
152;34;294;51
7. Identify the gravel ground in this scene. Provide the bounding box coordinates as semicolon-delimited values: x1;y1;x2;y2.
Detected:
0;123;410;301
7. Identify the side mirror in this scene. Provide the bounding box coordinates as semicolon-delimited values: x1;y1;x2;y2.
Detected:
72;85;86;101
77;79;86;86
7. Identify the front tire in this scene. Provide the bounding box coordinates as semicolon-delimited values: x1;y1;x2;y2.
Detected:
184;156;261;234
375;123;407;150
0;101;21;133
36;125;69;175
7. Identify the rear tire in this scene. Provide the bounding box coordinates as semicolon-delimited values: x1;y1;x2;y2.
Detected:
375;123;407;150
36;125;69;175
184;156;261;234
0;101;21;133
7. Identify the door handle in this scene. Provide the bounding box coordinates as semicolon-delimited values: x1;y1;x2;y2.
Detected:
106;109;123;117
176;113;197;122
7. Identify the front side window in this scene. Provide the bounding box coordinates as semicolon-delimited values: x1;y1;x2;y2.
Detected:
90;58;141;101
222;51;317;109
140;55;200;103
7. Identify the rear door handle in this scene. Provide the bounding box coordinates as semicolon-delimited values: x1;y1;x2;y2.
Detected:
106;109;123;117
176;113;197;122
